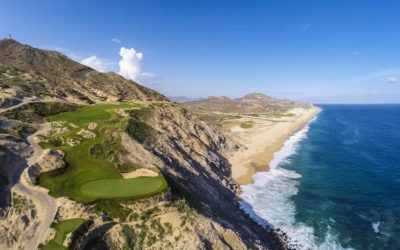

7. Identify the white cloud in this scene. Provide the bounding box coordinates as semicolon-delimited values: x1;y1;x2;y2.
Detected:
141;72;155;78
111;38;121;43
118;47;145;81
80;56;105;72
77;47;156;83
386;76;398;83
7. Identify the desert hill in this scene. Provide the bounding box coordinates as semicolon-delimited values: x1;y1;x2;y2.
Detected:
0;39;166;106
184;92;312;114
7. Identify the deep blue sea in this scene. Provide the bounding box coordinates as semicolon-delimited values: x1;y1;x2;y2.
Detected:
241;105;400;250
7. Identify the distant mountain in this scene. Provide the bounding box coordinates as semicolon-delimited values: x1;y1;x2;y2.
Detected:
168;96;205;103
184;92;312;114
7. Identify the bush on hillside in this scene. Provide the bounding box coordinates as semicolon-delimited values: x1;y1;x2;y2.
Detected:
3;102;79;123
126;107;154;144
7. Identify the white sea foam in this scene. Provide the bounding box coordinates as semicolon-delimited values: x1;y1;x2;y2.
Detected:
240;116;354;250
372;222;381;233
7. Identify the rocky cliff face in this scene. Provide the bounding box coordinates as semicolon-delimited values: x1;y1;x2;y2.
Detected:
0;39;287;249
118;103;286;249
0;118;35;206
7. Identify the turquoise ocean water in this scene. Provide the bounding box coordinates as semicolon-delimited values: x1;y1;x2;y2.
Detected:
241;104;400;249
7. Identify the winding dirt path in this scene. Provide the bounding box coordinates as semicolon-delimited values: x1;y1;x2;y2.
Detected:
13;124;57;250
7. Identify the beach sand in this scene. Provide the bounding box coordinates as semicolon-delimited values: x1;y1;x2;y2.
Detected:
224;107;319;185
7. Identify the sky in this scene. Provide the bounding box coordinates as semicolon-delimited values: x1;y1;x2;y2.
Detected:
1;0;400;103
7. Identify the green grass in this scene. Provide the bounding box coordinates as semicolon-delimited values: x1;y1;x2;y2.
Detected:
240;121;254;129
196;112;241;127
38;103;168;203
261;112;296;118
80;176;167;200
40;218;85;250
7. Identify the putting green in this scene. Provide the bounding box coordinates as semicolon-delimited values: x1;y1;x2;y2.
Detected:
38;103;168;203
80;176;167;199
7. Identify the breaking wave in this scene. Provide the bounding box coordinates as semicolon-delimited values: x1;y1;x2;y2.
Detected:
240;117;353;249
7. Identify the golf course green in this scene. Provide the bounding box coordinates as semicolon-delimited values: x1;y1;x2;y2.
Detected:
80;177;166;199
38;103;168;203
40;218;85;250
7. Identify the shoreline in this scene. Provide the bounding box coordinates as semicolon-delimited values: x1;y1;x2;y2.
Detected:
225;106;320;185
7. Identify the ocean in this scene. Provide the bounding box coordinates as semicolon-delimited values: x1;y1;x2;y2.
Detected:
240;104;400;250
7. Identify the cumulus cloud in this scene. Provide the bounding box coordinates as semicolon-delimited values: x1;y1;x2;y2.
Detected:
111;38;121;43
80;56;105;72
80;47;156;83
118;47;147;81
386;76;398;83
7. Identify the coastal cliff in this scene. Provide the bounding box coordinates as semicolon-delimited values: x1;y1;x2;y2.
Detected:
0;39;288;249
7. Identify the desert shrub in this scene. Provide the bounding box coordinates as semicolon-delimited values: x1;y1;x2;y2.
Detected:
140;206;160;221
117;162;141;173
92;200;131;221
147;235;156;246
136;228;147;248
128;108;153;120
3;102;79;122
48;137;62;147
89;136;126;162
126;119;153;144
240;121;253;129
126;108;154;144
164;222;173;235
12;193;33;214
129;212;139;221
122;225;136;249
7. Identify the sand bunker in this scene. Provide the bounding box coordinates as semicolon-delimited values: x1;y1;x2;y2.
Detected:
122;168;159;179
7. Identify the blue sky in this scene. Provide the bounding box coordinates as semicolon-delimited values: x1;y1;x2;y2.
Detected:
1;1;400;103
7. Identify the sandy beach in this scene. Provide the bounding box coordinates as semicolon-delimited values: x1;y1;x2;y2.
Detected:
224;107;320;185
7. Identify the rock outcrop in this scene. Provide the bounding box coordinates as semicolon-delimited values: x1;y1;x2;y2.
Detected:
0;118;34;206
0;192;39;250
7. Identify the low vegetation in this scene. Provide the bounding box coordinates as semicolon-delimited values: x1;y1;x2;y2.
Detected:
260;112;296;118
126;107;154;144
91;200;131;221
196;112;241;127
122;225;136;249
2;102;79;123
240;121;254;129
40;218;86;250
38;103;168;203
12;192;34;214
120;206;175;249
